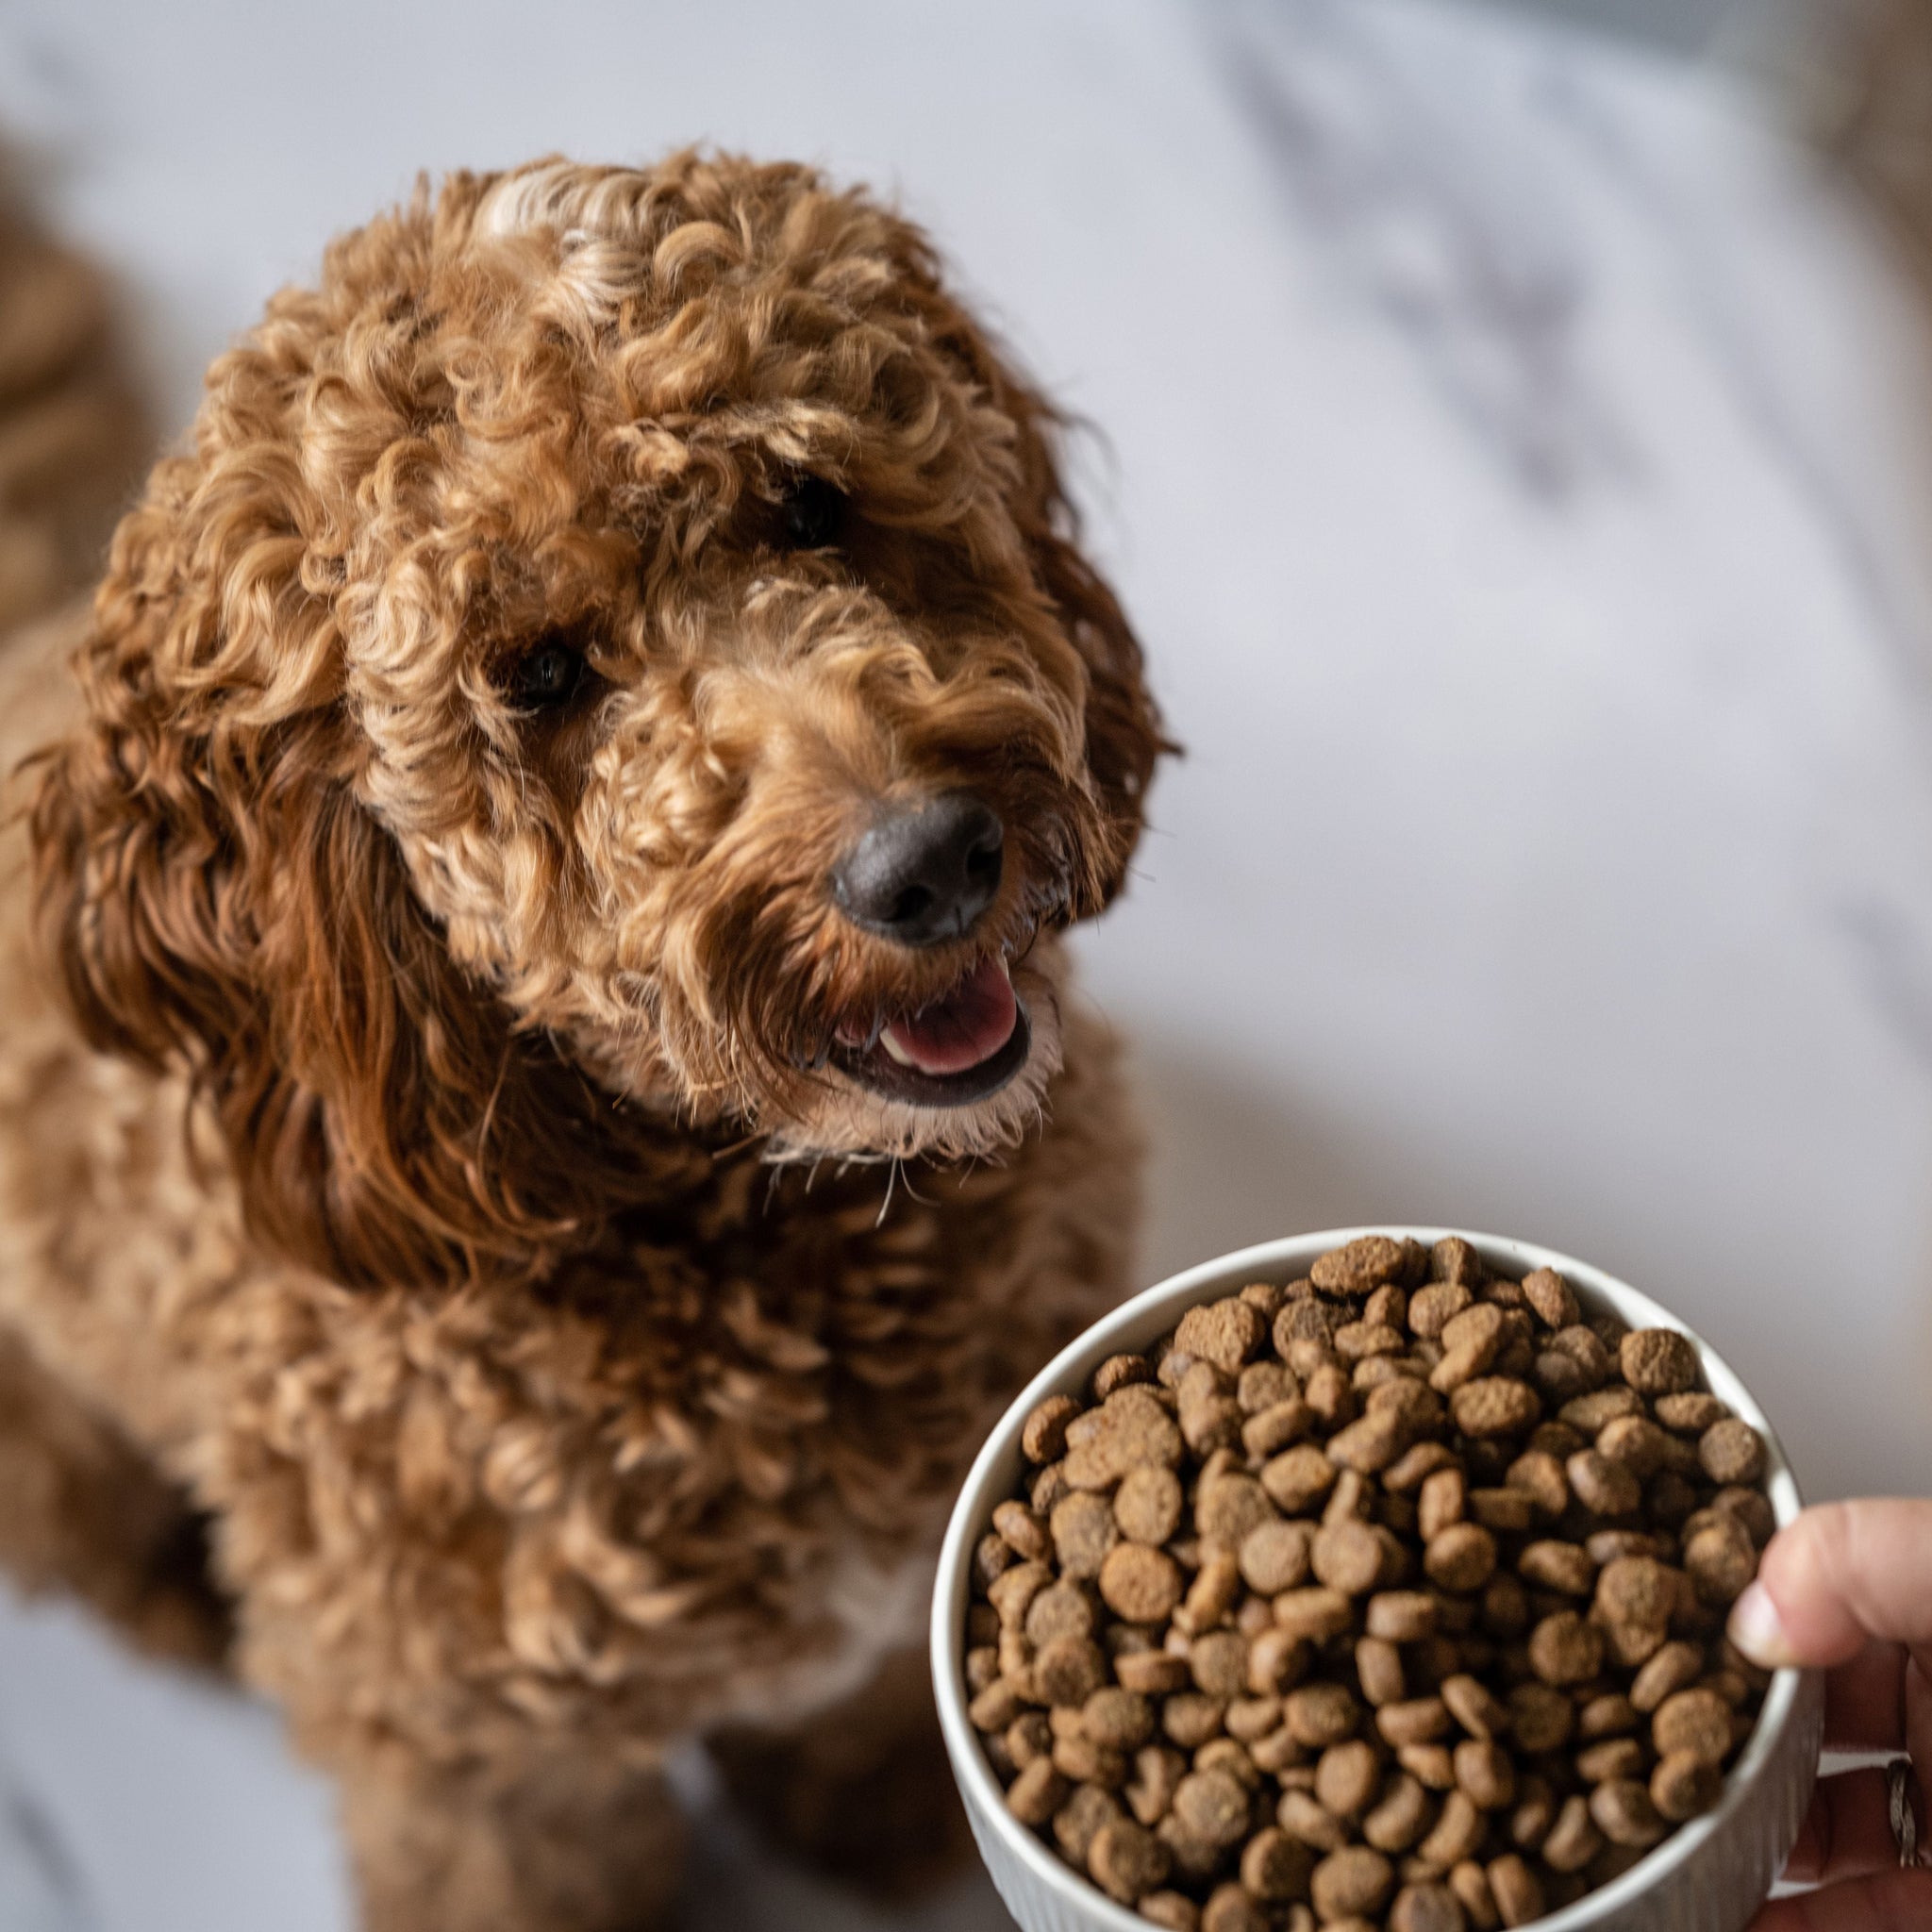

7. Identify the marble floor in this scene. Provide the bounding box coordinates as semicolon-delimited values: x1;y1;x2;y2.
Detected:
2;0;1931;1925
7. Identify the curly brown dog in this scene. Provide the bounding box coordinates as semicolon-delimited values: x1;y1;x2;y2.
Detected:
0;152;1164;1928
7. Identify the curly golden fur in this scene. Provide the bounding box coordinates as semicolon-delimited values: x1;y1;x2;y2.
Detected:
0;151;1164;1928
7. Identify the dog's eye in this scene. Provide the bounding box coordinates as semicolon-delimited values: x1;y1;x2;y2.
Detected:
508;637;587;710
779;475;846;550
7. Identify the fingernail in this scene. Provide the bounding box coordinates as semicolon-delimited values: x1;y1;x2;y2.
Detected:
1728;1581;1799;1670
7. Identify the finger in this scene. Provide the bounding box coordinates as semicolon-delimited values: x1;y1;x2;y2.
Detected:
1730;1501;1932;1671
1783;1768;1914;1884
1749;1869;1932;1931
1823;1642;1908;1754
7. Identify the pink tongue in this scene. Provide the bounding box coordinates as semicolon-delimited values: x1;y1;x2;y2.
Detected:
880;957;1018;1076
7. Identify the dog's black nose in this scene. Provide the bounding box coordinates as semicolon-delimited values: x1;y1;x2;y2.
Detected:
830;792;1005;946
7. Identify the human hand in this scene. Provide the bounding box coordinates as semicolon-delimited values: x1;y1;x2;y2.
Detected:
1735;1499;1932;1927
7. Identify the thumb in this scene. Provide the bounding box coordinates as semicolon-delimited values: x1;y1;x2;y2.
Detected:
1730;1499;1932;1671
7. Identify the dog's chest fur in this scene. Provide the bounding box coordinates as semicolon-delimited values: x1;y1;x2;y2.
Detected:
0;864;1135;1757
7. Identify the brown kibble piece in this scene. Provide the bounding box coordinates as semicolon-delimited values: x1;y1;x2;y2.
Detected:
1653;1688;1733;1766
1366;1591;1439;1641
1052;1492;1120;1579
1035;1637;1108;1707
988;1559;1052;1628
1054;1780;1124;1863
1591;1777;1667;1848
1410;1280;1474;1339
1117;1650;1192;1696
1162;1692;1227;1750
1528;1610;1605;1686
1248;1627;1308;1696
1357;1636;1406;1707
1377;1697;1453;1747
1191;1631;1251;1701
1173;1767;1254;1848
1699;1419;1766;1487
1114;1463;1186;1546
1197;1472;1277;1545
1140;1893;1200;1932
1277;1684;1356;1753
1315;1738;1383;1819
1026;1581;1095;1647
1507;1682;1574;1754
1418;1468;1466;1542
1522;1268;1577;1329
1089;1817;1174;1902
1416;1786;1486;1867
1520;1540;1595;1596
1201;1888;1266;1932
1575;1738;1645;1785
1262;1444;1340;1514
1400;1742;1458;1791
1085;1687;1156;1750
1241;1520;1312;1596
1430;1237;1485;1288
1125;1743;1187;1825
1275;1588;1357;1642
1174;1298;1266;1372
1277;1787;1349;1852
1566;1449;1641;1518
1619;1328;1699;1396
1455;1739;1516;1809
993;1500;1052;1562
1652;1750;1724;1822
1312;1237;1408;1297
1684;1517;1758;1607
1311;1844;1397;1920
1440;1674;1508;1741
1024;1394;1081;1464
1541;1793;1602;1871
1488;1854;1544;1927
1596;1556;1679;1634
1656;1392;1728;1434
1363;1773;1433;1852
1313;1517;1386;1596
1094;1352;1157;1398
1630;1641;1704;1714
1241;1824;1314;1901
1452;1377;1541;1439
1714;1486;1777;1547
1424;1522;1497;1593
1391;1882;1466;1932
1505;1450;1568;1520
1008;1757;1070;1824
1093;1552;1180;1638
1243;1399;1312;1458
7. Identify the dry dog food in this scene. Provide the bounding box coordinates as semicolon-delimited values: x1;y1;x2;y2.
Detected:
963;1237;1776;1931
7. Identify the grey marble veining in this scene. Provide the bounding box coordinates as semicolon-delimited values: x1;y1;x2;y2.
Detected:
1216;0;1634;497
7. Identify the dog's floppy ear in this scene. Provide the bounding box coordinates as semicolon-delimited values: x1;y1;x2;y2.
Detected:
925;304;1171;904
29;461;646;1291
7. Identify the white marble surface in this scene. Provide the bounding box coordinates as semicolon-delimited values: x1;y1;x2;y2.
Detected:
3;0;1932;1926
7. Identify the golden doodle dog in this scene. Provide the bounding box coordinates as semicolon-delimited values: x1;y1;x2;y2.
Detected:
0;151;1165;1928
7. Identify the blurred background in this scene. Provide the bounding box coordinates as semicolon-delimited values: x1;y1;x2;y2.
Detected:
3;0;1932;1926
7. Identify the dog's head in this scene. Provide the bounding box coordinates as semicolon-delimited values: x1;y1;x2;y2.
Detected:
31;154;1165;1288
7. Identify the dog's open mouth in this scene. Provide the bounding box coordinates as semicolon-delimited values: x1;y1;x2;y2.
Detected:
831;954;1031;1107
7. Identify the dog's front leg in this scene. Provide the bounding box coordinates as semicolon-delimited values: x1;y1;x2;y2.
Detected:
333;1735;688;1932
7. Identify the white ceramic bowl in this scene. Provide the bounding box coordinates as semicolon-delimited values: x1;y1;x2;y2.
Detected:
932;1227;1824;1932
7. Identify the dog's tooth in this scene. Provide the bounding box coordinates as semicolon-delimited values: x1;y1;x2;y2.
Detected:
879;1028;918;1067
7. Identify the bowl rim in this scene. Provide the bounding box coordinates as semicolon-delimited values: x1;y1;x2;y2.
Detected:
931;1225;1814;1932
